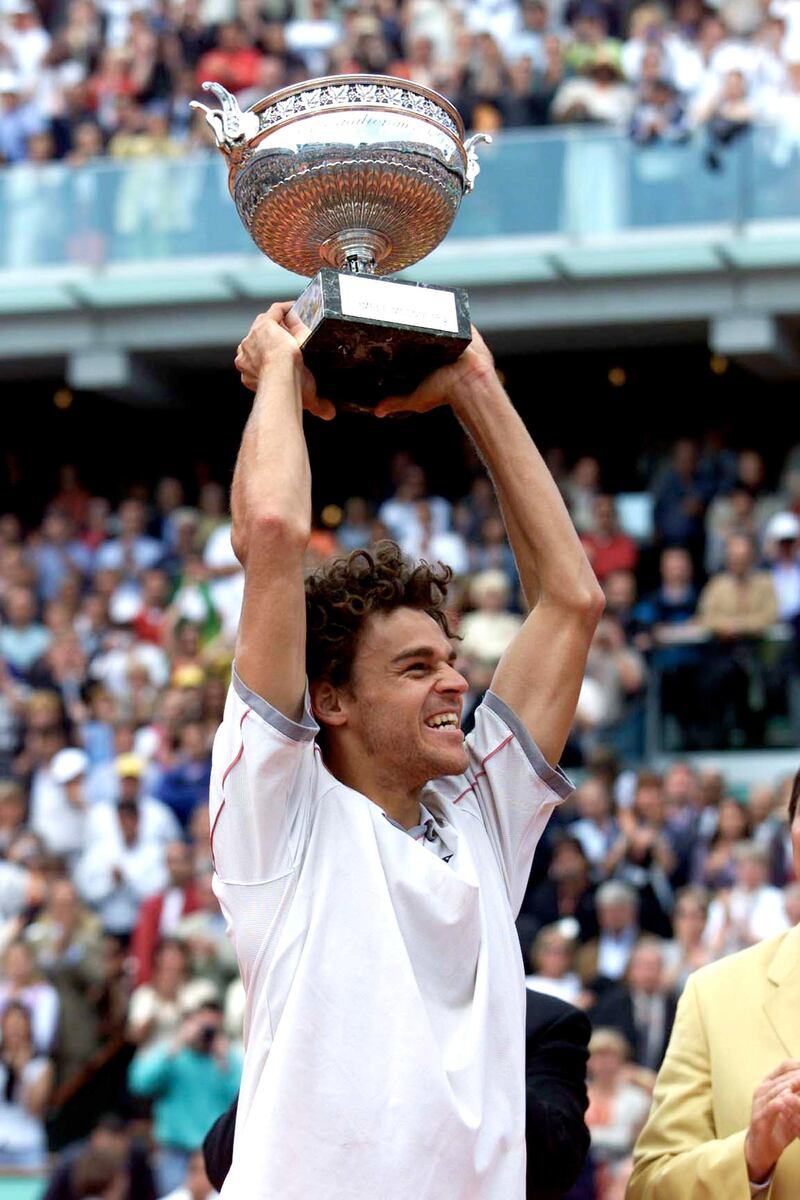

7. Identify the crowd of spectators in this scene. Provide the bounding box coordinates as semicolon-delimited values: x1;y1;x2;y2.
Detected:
0;428;797;1196
1;0;800;169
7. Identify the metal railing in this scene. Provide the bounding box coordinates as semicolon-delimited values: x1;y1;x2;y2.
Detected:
637;625;798;759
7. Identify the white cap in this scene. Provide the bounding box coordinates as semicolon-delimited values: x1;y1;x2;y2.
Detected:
51;747;89;785
766;511;800;542
109;588;142;625
0;70;22;93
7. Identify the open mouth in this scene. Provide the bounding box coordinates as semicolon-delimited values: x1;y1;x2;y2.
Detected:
424;712;461;733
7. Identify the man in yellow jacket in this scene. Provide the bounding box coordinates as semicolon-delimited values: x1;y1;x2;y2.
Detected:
628;769;800;1200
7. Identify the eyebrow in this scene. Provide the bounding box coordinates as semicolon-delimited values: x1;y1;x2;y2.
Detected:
391;645;458;666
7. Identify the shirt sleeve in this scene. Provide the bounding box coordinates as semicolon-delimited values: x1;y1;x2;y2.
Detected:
459;691;573;916
209;667;319;886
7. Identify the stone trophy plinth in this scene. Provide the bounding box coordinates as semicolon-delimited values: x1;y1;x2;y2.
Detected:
192;75;490;412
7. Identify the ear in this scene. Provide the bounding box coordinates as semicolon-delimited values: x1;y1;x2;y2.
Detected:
309;680;349;729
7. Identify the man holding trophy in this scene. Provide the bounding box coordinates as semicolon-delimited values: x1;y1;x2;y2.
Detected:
201;73;603;1199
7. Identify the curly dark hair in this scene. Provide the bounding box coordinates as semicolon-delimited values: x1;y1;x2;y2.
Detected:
304;541;454;687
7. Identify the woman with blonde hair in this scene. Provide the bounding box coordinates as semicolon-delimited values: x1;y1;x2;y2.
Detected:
586;1027;652;1176
661;885;712;993
525;923;583;1005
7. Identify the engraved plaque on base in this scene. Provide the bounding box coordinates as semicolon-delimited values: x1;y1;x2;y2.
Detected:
291;269;471;413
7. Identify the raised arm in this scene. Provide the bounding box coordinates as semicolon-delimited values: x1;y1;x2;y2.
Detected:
377;332;604;764
231;303;332;721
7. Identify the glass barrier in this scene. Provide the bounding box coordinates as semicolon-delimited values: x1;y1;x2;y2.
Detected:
2;125;800;271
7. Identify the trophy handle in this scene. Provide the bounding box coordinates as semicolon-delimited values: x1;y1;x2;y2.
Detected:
190;81;260;154
463;133;492;193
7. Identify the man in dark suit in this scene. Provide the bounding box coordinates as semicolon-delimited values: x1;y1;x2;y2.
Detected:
589;937;677;1071
203;989;591;1200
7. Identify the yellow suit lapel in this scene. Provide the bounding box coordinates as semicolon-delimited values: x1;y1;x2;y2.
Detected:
764;924;800;1059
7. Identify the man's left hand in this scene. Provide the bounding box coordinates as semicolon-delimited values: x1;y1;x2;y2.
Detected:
373;327;495;418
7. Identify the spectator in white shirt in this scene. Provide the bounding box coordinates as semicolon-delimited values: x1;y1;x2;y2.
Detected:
0;839;45;932
464;0;520;45
88;615;170;701
29;745;89;863
767;59;800;163
284;0;341;76
763;511;800;622
551;51;635;126
459;569;524;669
0;0;51;92
0;68;44;163
672;11;731;102
400;500;469;577
577;880;641;987
771;0;800;60
705;840;790;956
85;719;138;806
378;462;452;546
86;753;181;850
621;2;685;84
504;0;552;69
563;455;601;535
74;794;168;937
570;775;620;874
749;14;790;106
94;499;163;580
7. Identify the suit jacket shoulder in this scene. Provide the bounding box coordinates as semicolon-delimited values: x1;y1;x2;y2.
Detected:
525;989;591;1200
688;928;787;1002
526;987;591;1046
629;925;800;1200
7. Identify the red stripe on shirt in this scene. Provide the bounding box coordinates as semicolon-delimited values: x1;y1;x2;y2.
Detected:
453;732;515;803
482;732;514;764
210;707;251;869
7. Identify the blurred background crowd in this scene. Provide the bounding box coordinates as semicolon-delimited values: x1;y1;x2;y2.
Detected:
2;0;800;167
0;421;797;1197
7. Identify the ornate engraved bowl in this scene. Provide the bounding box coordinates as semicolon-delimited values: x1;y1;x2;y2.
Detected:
192;75;489;277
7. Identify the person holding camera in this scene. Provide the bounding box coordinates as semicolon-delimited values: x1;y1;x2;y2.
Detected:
128;1000;240;1196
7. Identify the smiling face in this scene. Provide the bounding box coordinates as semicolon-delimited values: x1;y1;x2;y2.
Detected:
314;607;469;791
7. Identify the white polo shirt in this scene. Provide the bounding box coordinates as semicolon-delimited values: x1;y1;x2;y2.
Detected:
210;670;572;1200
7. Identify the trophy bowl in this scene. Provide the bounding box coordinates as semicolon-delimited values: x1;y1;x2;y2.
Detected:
193;74;487;277
192;75;490;409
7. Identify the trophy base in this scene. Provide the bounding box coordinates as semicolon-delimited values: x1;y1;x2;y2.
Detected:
291;268;471;414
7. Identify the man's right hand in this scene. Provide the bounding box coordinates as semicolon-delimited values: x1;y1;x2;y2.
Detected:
373;325;496;419
744;1059;800;1183
235;301;335;420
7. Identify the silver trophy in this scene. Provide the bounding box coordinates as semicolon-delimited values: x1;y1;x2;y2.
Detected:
192;74;490;412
